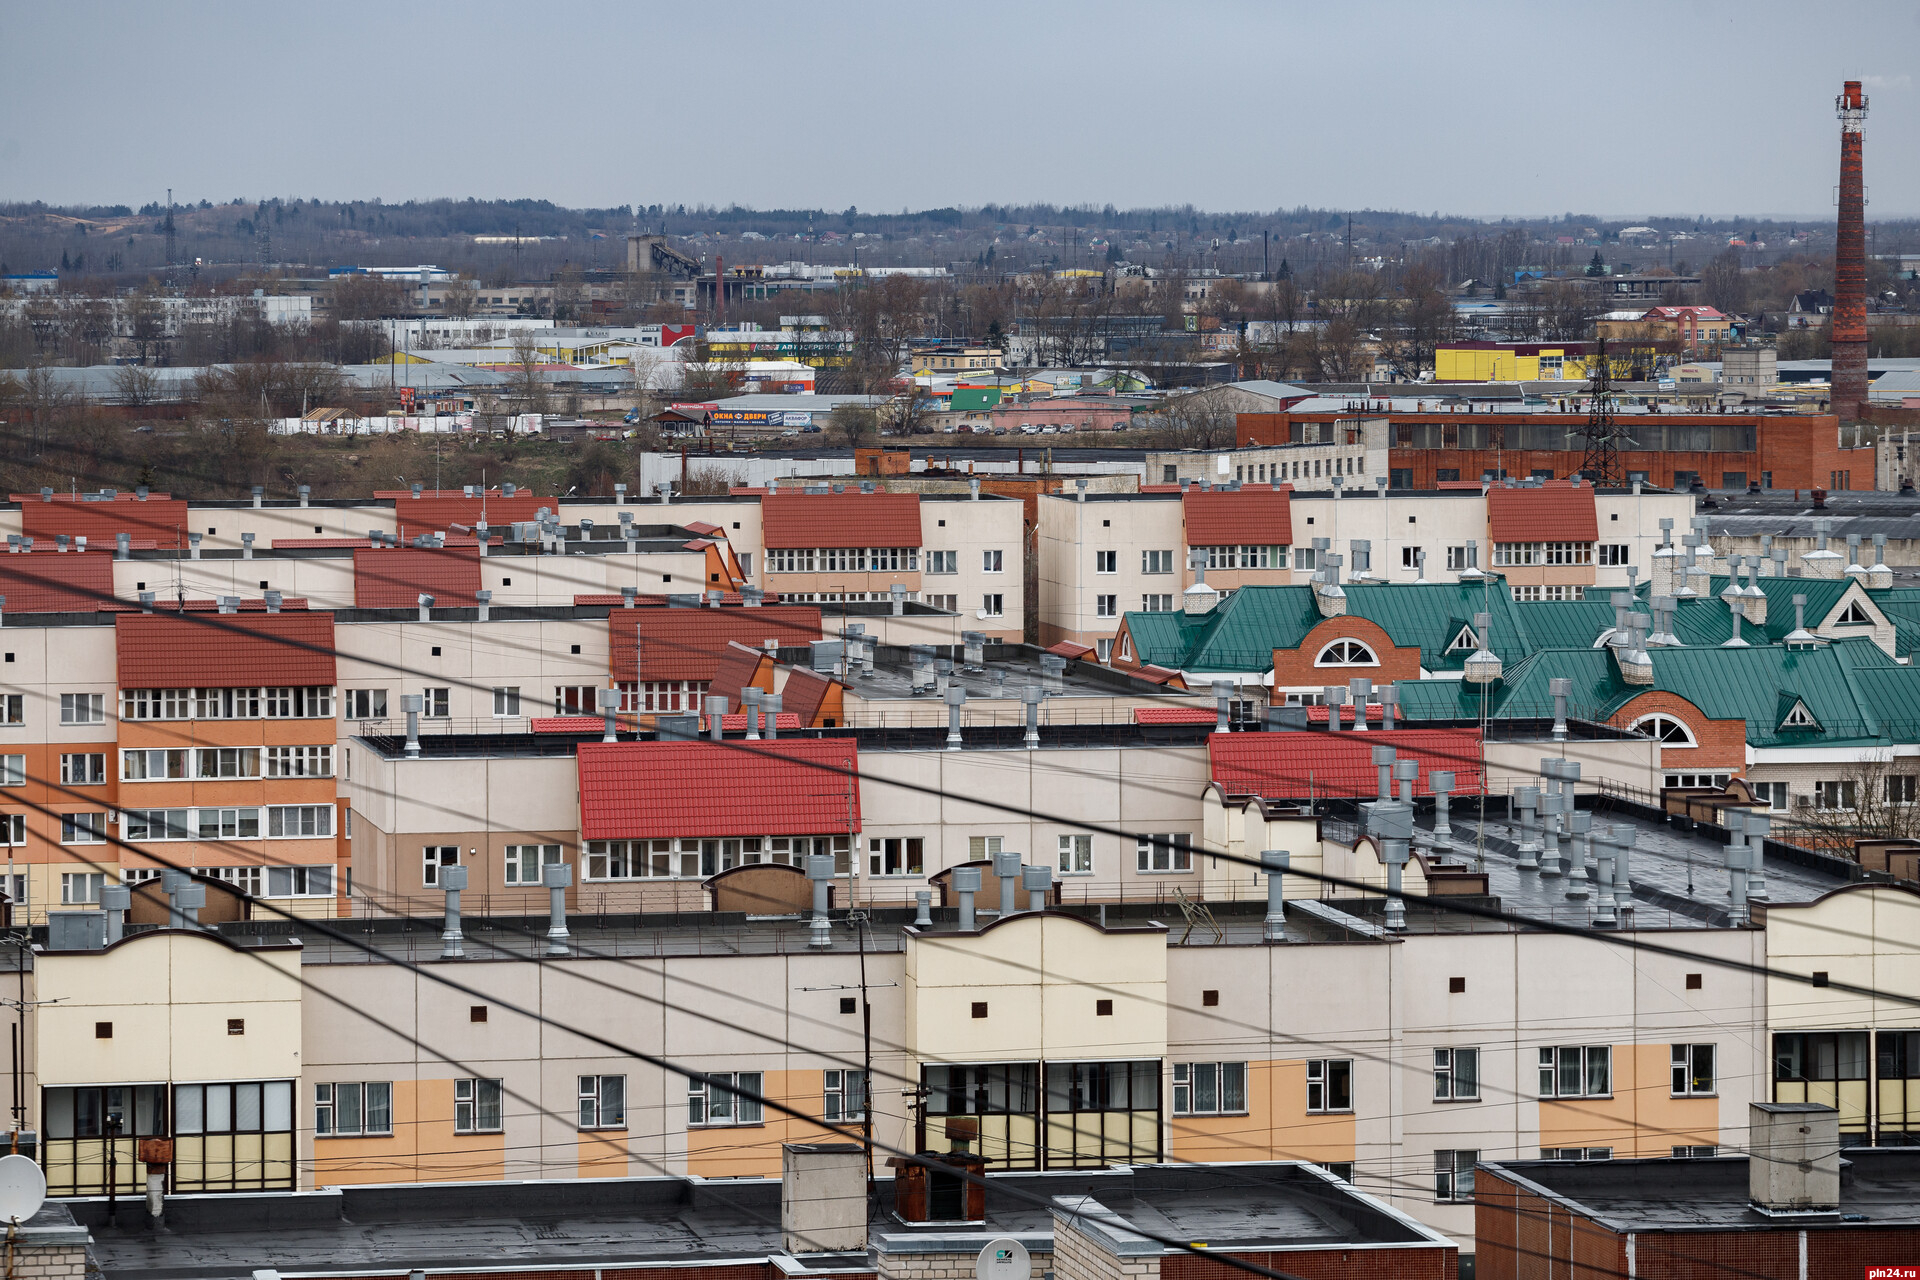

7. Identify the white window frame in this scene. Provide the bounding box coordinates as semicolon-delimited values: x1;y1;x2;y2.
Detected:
58;753;105;786
0;756;22;788
1538;1045;1612;1098
265;746;333;778
344;689;388;720
578;1074;626;1130
504;843;562;886
1095;594;1117;619
492;686;522;718
1632;713;1696;746
424;845;460;886
315;1081;392;1137
266;805;332;838
61;812;107;844
823;1069;866;1122
1171;1061;1246;1116
1434;1047;1480;1101
1142;550;1174;575
1671;1043;1715;1096
454;1077;502;1134
1135;832;1192;873
983;550;1004;573
61;871;105;904
867;836;925;877
1435;1149;1478;1203
59;692;105;725
1058;833;1093;874
1306;1059;1353;1113
1314;639;1379;667
688;1071;763;1126
1094;550;1117;575
925;550;958;575
981;593;1004;618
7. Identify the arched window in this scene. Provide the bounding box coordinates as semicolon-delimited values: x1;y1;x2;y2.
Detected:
1630;713;1696;746
1314;639;1380;667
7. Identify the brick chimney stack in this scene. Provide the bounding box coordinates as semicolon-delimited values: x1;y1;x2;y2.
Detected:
1833;80;1869;421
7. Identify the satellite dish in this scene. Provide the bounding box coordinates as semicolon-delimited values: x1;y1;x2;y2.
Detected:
975;609;990;619
976;1238;1031;1280
0;1153;46;1224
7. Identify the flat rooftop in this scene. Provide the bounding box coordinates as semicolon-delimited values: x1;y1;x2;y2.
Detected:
1483;1148;1920;1232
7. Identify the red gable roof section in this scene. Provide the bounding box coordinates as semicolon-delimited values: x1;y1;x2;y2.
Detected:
710;641;774;712
532;716;608;734
352;547;483;608
1181;488;1292;547
1486;482;1598;543
13;494;191;549
577;738;860;840
116;611;336;688
373;488;556;538
779;667;836;727
1209;729;1483;801
761;492;921;549
1133;706;1216;724
611;605;823;682
1047;641;1096;660
0;552;119;613
683;521;724;537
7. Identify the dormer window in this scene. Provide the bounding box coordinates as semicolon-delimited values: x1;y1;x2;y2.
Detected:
1836;601;1873;626
1780;702;1820;730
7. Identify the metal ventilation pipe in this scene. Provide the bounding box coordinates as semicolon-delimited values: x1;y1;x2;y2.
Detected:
962;630;986;671
417;593;434;623
1347;678;1372;732
807;854;835;948
706;695;727;741
1022;864;1053;912
1213;680;1234;731
934;657;953;697
1592;824;1619;928
1373;744;1395;801
945;685;966;750
762;693;782;739
116;532;130;560
1513;786;1541;870
138;591;154;612
1430;771;1454;841
189;532;202;559
241;532;255;560
439;865;469;959
1261;849;1288;940
1745;809;1772;901
1564;810;1592;899
170;879;206;931
598;687;621;743
1374;795;1414;933
265;590;283;614
476;519;490;556
890;582;907;615
1550;677;1571;741
1725;819;1752;927
1379;684;1398;731
742;686;764;739
1538;783;1566;879
401;693;423;757
1023;684;1044;748
910;645;935;693
217;596;238;615
914;890;933;927
543;862;573;956
101;884;130;944
1325;685;1347;732
952;866;981;930
993;848;1023;916
298;484;310;508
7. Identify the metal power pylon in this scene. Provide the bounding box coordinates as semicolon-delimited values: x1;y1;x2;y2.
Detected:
1573;337;1626;486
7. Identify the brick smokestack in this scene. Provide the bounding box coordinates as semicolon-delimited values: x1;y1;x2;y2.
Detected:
1833;79;1869;420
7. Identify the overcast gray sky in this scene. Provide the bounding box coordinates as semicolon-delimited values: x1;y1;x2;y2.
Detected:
4;0;1915;219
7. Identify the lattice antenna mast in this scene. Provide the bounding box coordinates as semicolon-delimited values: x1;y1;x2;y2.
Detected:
1574;336;1624;486
163;188;176;272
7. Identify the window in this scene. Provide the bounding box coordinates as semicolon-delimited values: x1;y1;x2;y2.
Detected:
1306;1060;1353;1113
1671;1043;1715;1096
263;686;332;719
60;693;104;725
1096;594;1117;618
1434;1048;1480;1101
59;754;105;785
123;808;187;841
982;594;1004;617
0;695;20;725
1889;776;1919;805
1095;638;1113;662
1095;550;1117;574
925;550;957;574
61;872;105;904
553;685;598;715
194;688;260;720
61;813;106;844
618;680;708;713
1318;1162;1354;1182
505;844;562;885
1196;546;1283;570
265;865;333;897
1172;1062;1246;1115
1672;1145;1719;1158
0;817;23;847
315;1082;392;1137
1402;546;1422;569
1136;832;1193;872
689;1071;763;1126
578;1075;626;1129
1781;702;1820;730
867;836;924;877
198;807;261;839
492;687;521;717
1837;600;1873;626
1293;547;1316;571
1492;542;1538;567
0;756;20;787
196;747;261;779
1815;780;1858;811
969;836;1003;859
1446;545;1470;571
1142;550;1174;574
1544;542;1594;566
983;550;1004;573
265;746;332;778
344;689;388;720
1314;639;1379;667
424;846;460;886
1538;1046;1611;1098
1598;544;1632;566
1541;1147;1613;1161
421;687;450;718
1435;1149;1478;1202
1141;594;1174;612
824;1069;867;1122
267;805;332;837
454;1078;502;1133
1632;714;1695;746
926;593;958;611
1058;834;1093;874
122;748;188;780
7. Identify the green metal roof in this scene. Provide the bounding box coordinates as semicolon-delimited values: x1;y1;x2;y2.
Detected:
947;388;1002;413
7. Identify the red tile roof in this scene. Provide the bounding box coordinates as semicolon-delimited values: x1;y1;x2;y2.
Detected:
532;716;608;734
1047;641;1096;660
0;551;119;613
1130;664;1187;687
374;488;556;537
12;494;191;549
709;642;773;712
1133;706;1216;724
707;711;802;732
1182;488;1292;547
761;492;921;549
1209;729;1483;801
352;547;483;608
683;521;723;536
611;605;823;682
1486;481;1597;543
577;738;860;840
116;610;336;687
778;667;836;727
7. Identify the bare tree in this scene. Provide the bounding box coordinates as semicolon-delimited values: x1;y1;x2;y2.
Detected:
1779;752;1920;852
507;330;552;423
1154;390;1239;451
112;364;161;407
885;386;935;436
444;275;480;320
831;402;879;449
